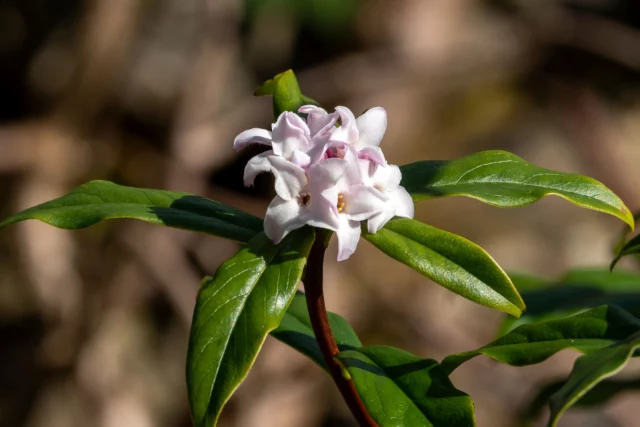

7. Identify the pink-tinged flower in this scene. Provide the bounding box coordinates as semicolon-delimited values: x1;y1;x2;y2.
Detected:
234;112;313;168
360;161;414;233
262;159;347;243
326;106;388;166
318;148;388;261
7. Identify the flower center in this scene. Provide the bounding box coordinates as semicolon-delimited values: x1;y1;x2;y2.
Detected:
337;194;346;213
299;192;311;206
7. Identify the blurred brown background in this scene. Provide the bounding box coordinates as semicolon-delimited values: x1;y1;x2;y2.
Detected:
1;0;640;426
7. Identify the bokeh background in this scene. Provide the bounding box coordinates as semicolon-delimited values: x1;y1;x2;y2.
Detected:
2;0;640;426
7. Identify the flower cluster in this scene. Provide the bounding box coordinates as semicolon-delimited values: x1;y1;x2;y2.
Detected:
234;105;414;261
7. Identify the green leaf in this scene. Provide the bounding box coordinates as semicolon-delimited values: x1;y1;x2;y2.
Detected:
400;150;633;228
548;331;640;427
336;346;475;427
612;233;640;270
441;305;640;374
522;377;640;424
0;180;263;244
270;291;361;369
499;269;640;335
363;218;525;317
186;228;314;427
255;69;319;119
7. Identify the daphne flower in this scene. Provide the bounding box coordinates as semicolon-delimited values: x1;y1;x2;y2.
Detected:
360;161;414;233
234;112;313;168
262;159;347;243
318;148;388;260
326;106;388;166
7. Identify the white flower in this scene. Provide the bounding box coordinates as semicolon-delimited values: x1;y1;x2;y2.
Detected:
233;105;415;261
360;161;414;233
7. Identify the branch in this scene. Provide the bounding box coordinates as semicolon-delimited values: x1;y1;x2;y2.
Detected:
303;229;378;427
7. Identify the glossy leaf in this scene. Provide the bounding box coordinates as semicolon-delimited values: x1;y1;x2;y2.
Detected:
548;331;640;427
400;150;633;228
441;305;640;374
270;291;361;369
612;233;640;270
187;229;314;427
499;269;640;335
336;346;475;427
0;180;263;244
255;69;319;119
363;218;525;317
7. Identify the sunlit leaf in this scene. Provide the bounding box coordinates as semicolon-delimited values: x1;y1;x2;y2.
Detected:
0;180;263;244
363;218;525;317
336;346;476;427
401;150;633;228
255;69;319;119
442;305;640;374
187;229;314;427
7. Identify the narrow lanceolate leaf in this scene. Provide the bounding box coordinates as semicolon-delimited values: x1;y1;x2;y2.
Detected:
499;269;640;335
270;292;361;369
255;69;319;119
612;233;640;270
186;229;314;427
336;346;476;427
441;305;640;375
400;150;633;228
0;180;263;244
548;331;640;427
363;218;525;317
522;378;640;424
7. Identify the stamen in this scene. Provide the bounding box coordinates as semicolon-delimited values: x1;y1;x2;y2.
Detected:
300;193;311;206
337;194;346;213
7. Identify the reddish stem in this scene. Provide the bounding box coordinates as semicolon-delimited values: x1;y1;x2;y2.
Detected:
303;231;378;427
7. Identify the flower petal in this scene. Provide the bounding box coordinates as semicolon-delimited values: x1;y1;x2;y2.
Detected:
357;146;386;166
307;158;348;189
390;186;414;219
290;150;311;168
332;106;359;143
264;196;305;243
367;210;394;234
345;185;388;221
355;107;386;148
233;128;273;150
336;215;361;261
269;156;307;201
299;105;338;137
243;151;273;187
271;112;311;158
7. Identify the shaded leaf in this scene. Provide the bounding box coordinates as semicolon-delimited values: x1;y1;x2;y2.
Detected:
442;305;640;374
363;218;525;317
255;69;319;119
522;377;640;424
548;331;640;427
400;150;633;228
612;233;640;270
270;291;361;369
336;346;475;427
0;180;263;244
499;269;640;335
187;229;314;427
